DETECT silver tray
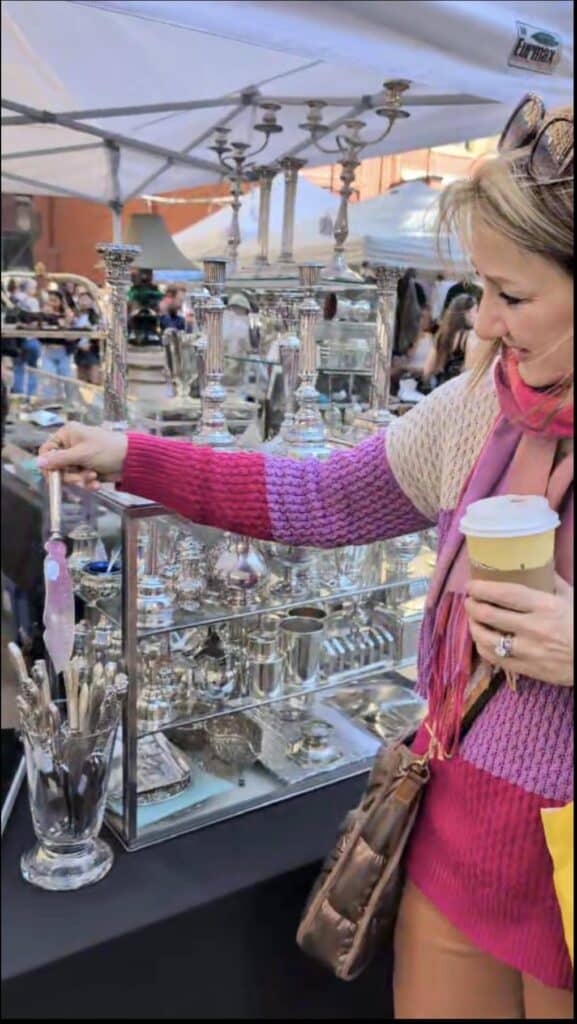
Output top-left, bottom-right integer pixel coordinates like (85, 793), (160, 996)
(250, 698), (379, 785)
(326, 681), (427, 743)
(108, 732), (192, 806)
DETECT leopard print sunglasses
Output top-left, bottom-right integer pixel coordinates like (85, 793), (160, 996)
(498, 93), (573, 183)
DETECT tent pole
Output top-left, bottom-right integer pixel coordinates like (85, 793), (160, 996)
(1, 99), (221, 176)
(111, 207), (123, 242)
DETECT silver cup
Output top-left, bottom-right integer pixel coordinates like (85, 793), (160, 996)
(245, 634), (285, 701)
(287, 605), (327, 623)
(278, 616), (325, 692)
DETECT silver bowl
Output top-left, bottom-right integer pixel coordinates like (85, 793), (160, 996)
(205, 714), (262, 785)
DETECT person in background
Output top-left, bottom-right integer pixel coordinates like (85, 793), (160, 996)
(159, 288), (185, 332)
(128, 268), (162, 313)
(405, 304), (436, 378)
(429, 272), (455, 328)
(33, 263), (51, 307)
(10, 280), (41, 396)
(62, 279), (78, 313)
(72, 292), (100, 384)
(41, 290), (74, 387)
(441, 275), (483, 316)
(394, 268), (427, 355)
(423, 293), (479, 385)
(222, 293), (253, 389)
(360, 261), (377, 284)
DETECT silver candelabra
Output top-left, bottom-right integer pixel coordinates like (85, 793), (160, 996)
(299, 81), (410, 280)
(96, 242), (141, 429)
(209, 105), (283, 276)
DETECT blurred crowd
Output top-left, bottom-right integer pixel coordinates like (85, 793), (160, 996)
(2, 264), (102, 395)
(390, 268), (482, 400)
(1, 261), (483, 410)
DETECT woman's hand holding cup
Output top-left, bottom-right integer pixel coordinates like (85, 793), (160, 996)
(465, 574), (574, 687)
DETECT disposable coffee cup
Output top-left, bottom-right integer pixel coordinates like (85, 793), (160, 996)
(459, 494), (560, 593)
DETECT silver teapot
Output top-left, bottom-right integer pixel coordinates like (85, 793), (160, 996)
(210, 535), (269, 608)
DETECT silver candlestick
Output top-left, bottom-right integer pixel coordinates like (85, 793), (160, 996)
(287, 263), (332, 460)
(96, 242), (141, 429)
(253, 165), (278, 272)
(193, 335), (208, 396)
(354, 264), (401, 432)
(162, 329), (196, 406)
(278, 334), (300, 443)
(195, 257), (234, 448)
(277, 158), (307, 269)
(227, 175), (243, 276)
(322, 154), (361, 281)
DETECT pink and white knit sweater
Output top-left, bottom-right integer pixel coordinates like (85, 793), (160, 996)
(120, 372), (573, 989)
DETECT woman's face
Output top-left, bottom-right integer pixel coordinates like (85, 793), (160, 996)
(471, 219), (573, 388)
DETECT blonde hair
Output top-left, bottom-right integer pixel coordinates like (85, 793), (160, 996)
(436, 105), (573, 384)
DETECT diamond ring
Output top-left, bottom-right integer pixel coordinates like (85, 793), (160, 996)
(495, 634), (514, 659)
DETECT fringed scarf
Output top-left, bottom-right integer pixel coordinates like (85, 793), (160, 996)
(422, 350), (574, 759)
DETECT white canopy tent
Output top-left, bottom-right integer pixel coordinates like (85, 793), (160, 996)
(233, 179), (470, 273)
(173, 175), (340, 262)
(2, 1), (573, 223)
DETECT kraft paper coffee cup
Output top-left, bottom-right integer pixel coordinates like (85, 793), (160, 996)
(459, 495), (560, 593)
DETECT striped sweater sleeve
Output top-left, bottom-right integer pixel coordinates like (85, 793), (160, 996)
(119, 430), (434, 548)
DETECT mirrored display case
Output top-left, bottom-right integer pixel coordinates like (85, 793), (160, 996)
(54, 481), (436, 851)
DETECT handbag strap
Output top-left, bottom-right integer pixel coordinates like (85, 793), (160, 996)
(458, 670), (504, 743)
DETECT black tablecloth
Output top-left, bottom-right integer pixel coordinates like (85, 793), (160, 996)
(1, 776), (394, 1020)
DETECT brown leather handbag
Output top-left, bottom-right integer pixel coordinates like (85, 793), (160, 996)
(296, 673), (502, 981)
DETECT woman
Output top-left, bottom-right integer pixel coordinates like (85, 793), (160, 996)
(41, 290), (74, 383)
(423, 293), (479, 383)
(405, 304), (435, 377)
(72, 292), (100, 384)
(39, 95), (573, 1018)
(9, 280), (42, 397)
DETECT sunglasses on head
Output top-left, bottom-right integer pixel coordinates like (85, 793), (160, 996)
(498, 93), (573, 183)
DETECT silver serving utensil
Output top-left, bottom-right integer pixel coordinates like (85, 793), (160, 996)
(15, 694), (33, 730)
(88, 663), (107, 733)
(8, 643), (40, 712)
(78, 682), (91, 736)
(63, 662), (80, 732)
(31, 660), (52, 711)
(105, 547), (121, 574)
(7, 642), (30, 688)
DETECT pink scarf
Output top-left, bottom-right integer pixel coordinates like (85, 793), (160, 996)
(421, 352), (573, 757)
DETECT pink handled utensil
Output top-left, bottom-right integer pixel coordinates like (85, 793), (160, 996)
(43, 471), (75, 680)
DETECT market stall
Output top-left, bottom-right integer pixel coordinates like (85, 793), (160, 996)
(1, 2), (573, 1017)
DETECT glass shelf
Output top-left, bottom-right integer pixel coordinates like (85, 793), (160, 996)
(75, 557), (433, 637)
(135, 659), (401, 739)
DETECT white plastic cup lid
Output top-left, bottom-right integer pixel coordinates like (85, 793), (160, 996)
(459, 494), (560, 539)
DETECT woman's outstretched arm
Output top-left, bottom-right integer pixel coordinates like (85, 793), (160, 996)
(38, 379), (458, 548)
(119, 430), (432, 548)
